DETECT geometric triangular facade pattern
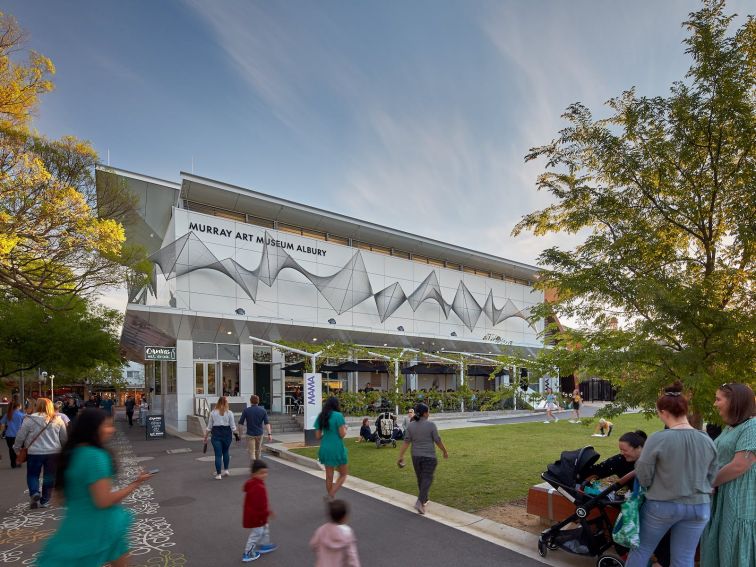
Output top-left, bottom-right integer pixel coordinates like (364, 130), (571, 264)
(149, 231), (534, 329)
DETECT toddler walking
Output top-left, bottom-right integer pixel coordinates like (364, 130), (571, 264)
(310, 499), (361, 567)
(242, 460), (278, 562)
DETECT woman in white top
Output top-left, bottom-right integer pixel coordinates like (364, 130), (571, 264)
(13, 398), (67, 508)
(203, 396), (238, 480)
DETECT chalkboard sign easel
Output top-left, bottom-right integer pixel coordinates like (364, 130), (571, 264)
(146, 415), (165, 440)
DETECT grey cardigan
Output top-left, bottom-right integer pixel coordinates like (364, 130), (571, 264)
(13, 414), (68, 455)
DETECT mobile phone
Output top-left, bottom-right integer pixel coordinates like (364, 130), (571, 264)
(147, 468), (160, 475)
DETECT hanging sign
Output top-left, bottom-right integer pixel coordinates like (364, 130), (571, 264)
(145, 346), (176, 361)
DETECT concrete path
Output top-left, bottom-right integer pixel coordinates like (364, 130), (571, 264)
(0, 422), (591, 567)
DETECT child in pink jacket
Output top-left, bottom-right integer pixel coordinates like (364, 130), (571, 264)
(309, 500), (361, 567)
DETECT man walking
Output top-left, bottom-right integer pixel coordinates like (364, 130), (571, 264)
(124, 396), (136, 427)
(239, 395), (272, 461)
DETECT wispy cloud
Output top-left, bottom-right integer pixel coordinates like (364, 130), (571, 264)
(184, 1), (365, 137)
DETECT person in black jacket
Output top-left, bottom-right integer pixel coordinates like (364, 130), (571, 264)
(124, 396), (136, 427)
(581, 430), (647, 482)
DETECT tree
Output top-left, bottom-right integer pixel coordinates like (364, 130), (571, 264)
(0, 292), (123, 382)
(0, 11), (144, 309)
(514, 0), (756, 421)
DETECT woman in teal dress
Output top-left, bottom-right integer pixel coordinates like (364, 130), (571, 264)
(701, 383), (755, 567)
(37, 409), (150, 567)
(314, 397), (348, 499)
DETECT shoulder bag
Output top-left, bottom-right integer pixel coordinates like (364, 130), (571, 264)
(16, 418), (53, 465)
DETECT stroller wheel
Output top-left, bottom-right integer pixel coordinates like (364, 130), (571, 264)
(547, 540), (559, 550)
(537, 538), (548, 557)
(596, 554), (624, 567)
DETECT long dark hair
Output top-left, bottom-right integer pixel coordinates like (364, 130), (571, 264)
(55, 409), (115, 494)
(318, 397), (341, 431)
(413, 403), (429, 421)
(619, 430), (647, 448)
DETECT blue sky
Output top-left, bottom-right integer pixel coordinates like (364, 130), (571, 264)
(6, 0), (750, 273)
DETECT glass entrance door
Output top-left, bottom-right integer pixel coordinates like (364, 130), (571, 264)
(194, 362), (219, 396)
(254, 363), (271, 409)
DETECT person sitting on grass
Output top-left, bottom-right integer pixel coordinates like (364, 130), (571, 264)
(593, 418), (614, 437)
(355, 418), (375, 443)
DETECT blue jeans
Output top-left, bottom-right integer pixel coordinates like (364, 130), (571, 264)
(26, 453), (56, 505)
(211, 436), (231, 474)
(625, 500), (710, 567)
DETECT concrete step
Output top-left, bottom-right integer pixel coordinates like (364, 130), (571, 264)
(271, 425), (303, 433)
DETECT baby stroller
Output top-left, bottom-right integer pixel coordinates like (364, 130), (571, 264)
(537, 446), (634, 567)
(374, 412), (397, 448)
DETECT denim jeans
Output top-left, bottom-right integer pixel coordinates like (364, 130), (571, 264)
(625, 499), (710, 567)
(26, 453), (56, 505)
(245, 524), (271, 554)
(411, 456), (438, 504)
(211, 436), (231, 474)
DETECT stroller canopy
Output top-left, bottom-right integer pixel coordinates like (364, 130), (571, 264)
(544, 446), (600, 487)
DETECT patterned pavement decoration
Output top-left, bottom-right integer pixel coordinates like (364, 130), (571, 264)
(0, 429), (186, 566)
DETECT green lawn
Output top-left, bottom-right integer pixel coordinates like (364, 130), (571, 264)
(292, 414), (660, 513)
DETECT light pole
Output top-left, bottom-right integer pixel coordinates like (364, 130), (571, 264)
(50, 374), (55, 400)
(40, 371), (47, 399)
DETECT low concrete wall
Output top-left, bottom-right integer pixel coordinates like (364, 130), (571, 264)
(186, 414), (206, 436)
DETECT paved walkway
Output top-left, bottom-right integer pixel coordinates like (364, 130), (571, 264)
(0, 422), (583, 567)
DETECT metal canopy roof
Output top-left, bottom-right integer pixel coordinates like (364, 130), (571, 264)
(121, 304), (543, 363)
(179, 172), (540, 282)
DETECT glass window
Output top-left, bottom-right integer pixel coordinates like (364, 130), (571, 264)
(278, 223), (301, 236)
(166, 363), (177, 394)
(301, 228), (327, 241)
(246, 214), (274, 229)
(195, 363), (204, 395)
(222, 362), (240, 396)
(193, 342), (216, 359)
(207, 364), (217, 396)
(253, 346), (272, 363)
(370, 244), (391, 256)
(327, 234), (349, 246)
(217, 343), (240, 361)
(214, 209), (245, 222)
(154, 363), (162, 395)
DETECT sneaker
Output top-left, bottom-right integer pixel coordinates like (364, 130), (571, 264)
(222, 470), (230, 477)
(39, 501), (50, 508)
(242, 551), (260, 562)
(30, 493), (40, 509)
(543, 420), (551, 424)
(414, 499), (425, 515)
(214, 473), (222, 480)
(258, 544), (278, 554)
(555, 418), (559, 422)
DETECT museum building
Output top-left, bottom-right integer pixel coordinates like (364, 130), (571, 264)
(99, 167), (546, 433)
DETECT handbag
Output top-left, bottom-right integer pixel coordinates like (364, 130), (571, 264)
(612, 477), (644, 549)
(16, 418), (53, 465)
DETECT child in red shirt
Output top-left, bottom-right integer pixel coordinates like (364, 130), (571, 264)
(242, 460), (278, 562)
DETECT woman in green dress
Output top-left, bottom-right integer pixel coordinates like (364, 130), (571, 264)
(37, 409), (151, 567)
(701, 383), (755, 567)
(314, 396), (348, 499)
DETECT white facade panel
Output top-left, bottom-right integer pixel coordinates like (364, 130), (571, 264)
(146, 208), (544, 346)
